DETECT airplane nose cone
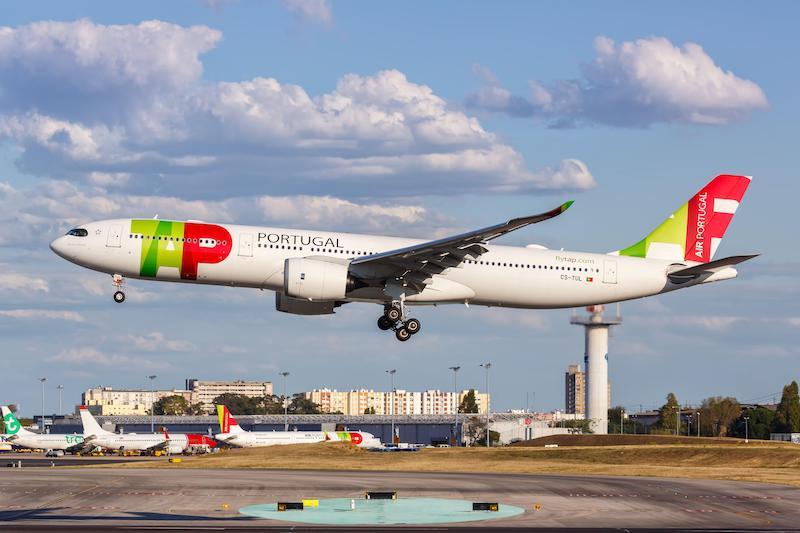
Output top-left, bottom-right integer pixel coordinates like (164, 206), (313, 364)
(50, 236), (67, 257)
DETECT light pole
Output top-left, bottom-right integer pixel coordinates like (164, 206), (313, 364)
(280, 372), (290, 431)
(449, 366), (460, 446)
(147, 375), (157, 433)
(386, 369), (396, 444)
(620, 409), (624, 434)
(39, 377), (47, 432)
(480, 362), (491, 447)
(696, 411), (701, 437)
(744, 416), (750, 443)
(56, 385), (64, 416)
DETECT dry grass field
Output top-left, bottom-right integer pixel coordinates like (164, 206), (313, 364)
(116, 435), (800, 488)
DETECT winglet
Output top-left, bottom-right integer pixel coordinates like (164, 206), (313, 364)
(561, 200), (574, 212)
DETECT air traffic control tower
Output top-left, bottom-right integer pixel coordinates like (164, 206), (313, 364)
(570, 305), (621, 434)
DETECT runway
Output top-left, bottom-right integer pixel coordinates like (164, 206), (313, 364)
(0, 467), (798, 531)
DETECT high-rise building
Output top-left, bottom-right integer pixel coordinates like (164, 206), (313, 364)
(304, 389), (490, 415)
(565, 364), (611, 415)
(565, 364), (585, 415)
(81, 387), (192, 416)
(185, 379), (273, 413)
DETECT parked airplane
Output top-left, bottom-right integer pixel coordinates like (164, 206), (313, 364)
(214, 405), (381, 448)
(1, 406), (88, 453)
(79, 406), (216, 454)
(50, 174), (755, 341)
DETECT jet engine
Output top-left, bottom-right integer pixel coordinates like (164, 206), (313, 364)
(283, 257), (351, 301)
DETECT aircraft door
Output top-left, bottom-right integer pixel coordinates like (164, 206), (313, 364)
(238, 233), (254, 257)
(603, 260), (618, 284)
(106, 224), (122, 248)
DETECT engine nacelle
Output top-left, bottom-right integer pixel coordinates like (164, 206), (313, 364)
(284, 257), (349, 301)
(275, 292), (336, 315)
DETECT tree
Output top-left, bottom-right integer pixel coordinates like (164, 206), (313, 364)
(774, 381), (800, 433)
(731, 407), (774, 440)
(212, 393), (261, 414)
(699, 396), (741, 437)
(260, 395), (284, 414)
(555, 419), (593, 434)
(288, 393), (321, 414)
(462, 417), (500, 445)
(657, 393), (680, 432)
(459, 390), (479, 414)
(151, 395), (190, 416)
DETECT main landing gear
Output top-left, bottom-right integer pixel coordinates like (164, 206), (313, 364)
(377, 303), (421, 342)
(112, 274), (126, 303)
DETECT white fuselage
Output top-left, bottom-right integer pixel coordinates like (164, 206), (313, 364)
(217, 431), (327, 448)
(8, 432), (85, 451)
(88, 432), (186, 454)
(216, 430), (381, 448)
(50, 218), (728, 309)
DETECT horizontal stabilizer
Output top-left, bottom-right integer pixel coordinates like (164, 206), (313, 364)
(668, 254), (759, 280)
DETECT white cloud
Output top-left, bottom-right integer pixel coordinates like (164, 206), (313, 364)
(787, 318), (800, 327)
(47, 346), (169, 369)
(631, 314), (743, 332)
(466, 36), (768, 128)
(0, 309), (84, 322)
(257, 195), (427, 230)
(0, 180), (443, 248)
(0, 20), (594, 197)
(282, 0), (332, 26)
(0, 270), (49, 293)
(125, 331), (195, 352)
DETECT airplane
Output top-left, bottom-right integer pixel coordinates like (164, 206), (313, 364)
(79, 406), (217, 454)
(1, 406), (89, 453)
(49, 174), (756, 341)
(214, 405), (381, 448)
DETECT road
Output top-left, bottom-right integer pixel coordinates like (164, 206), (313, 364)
(0, 466), (797, 531)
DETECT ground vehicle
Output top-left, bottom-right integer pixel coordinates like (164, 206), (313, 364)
(45, 449), (65, 457)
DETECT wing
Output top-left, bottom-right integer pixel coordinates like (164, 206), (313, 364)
(351, 201), (573, 293)
(145, 440), (170, 452)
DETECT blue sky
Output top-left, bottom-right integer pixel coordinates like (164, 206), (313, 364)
(1, 1), (797, 416)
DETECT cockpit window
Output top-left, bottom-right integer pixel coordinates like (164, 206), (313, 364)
(67, 228), (88, 237)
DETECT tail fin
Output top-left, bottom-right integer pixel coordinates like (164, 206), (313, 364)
(79, 406), (111, 436)
(1, 406), (31, 436)
(615, 174), (751, 263)
(216, 405), (244, 434)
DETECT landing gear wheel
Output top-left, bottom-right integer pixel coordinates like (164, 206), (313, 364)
(405, 318), (421, 335)
(113, 291), (125, 303)
(377, 316), (393, 331)
(385, 307), (401, 322)
(395, 327), (411, 342)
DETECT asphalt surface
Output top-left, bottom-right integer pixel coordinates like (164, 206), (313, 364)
(0, 465), (798, 531)
(1, 454), (159, 468)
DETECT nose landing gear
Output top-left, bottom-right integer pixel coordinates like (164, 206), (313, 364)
(376, 303), (421, 341)
(112, 274), (126, 304)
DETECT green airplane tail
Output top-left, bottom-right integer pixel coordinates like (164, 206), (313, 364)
(1, 405), (27, 435)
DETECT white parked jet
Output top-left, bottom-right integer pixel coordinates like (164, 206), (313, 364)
(50, 174), (755, 341)
(215, 405), (381, 448)
(1, 406), (88, 453)
(79, 406), (216, 454)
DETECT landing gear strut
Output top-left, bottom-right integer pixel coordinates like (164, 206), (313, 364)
(112, 274), (126, 303)
(376, 302), (421, 341)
